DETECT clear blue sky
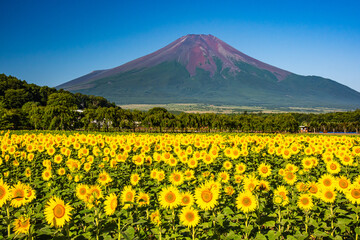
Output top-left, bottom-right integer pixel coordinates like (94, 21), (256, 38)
(1, 0), (360, 91)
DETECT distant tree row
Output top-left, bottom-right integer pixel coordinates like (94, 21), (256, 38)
(0, 74), (359, 133)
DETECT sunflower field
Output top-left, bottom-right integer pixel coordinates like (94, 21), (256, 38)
(1, 131), (360, 239)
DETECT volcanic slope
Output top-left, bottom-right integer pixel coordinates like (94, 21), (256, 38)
(57, 34), (360, 109)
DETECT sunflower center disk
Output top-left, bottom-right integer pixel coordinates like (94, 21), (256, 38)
(111, 198), (117, 209)
(301, 198), (309, 205)
(325, 191), (333, 199)
(14, 190), (24, 200)
(0, 187), (5, 199)
(309, 186), (318, 194)
(339, 180), (348, 188)
(185, 212), (195, 221)
(53, 204), (66, 218)
(80, 188), (87, 195)
(20, 219), (29, 227)
(182, 196), (190, 204)
(323, 180), (331, 187)
(165, 192), (176, 203)
(351, 189), (360, 199)
(126, 192), (133, 201)
(201, 190), (213, 203)
(242, 197), (252, 206)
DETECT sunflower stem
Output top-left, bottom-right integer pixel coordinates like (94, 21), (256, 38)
(118, 216), (121, 240)
(172, 209), (176, 236)
(159, 225), (162, 240)
(277, 206), (282, 233)
(6, 205), (10, 238)
(95, 208), (99, 240)
(65, 223), (70, 239)
(245, 212), (249, 239)
(330, 203), (334, 236)
(305, 211), (308, 234)
(192, 226), (195, 240)
(356, 208), (359, 240)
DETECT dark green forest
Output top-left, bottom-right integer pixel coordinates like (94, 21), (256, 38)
(1, 74), (360, 133)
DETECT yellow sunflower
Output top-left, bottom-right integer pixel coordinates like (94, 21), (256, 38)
(223, 161), (233, 170)
(258, 163), (272, 178)
(150, 210), (161, 226)
(179, 207), (200, 228)
(318, 188), (337, 203)
(243, 175), (259, 192)
(301, 157), (314, 169)
(224, 185), (235, 196)
(76, 184), (89, 201)
(137, 192), (150, 206)
(285, 163), (298, 173)
(57, 168), (66, 176)
(297, 194), (313, 211)
(236, 191), (258, 213)
(180, 191), (194, 206)
(104, 193), (118, 216)
(54, 154), (63, 164)
(218, 171), (230, 183)
(326, 161), (341, 174)
(150, 169), (158, 179)
(274, 185), (289, 206)
(307, 182), (319, 196)
(156, 170), (165, 182)
(296, 182), (309, 192)
(194, 181), (220, 211)
(169, 171), (184, 186)
(340, 154), (353, 166)
(0, 178), (11, 207)
(24, 168), (31, 178)
(318, 174), (335, 189)
(231, 147), (241, 160)
(130, 173), (141, 186)
(187, 158), (198, 169)
(42, 169), (52, 181)
(345, 183), (360, 204)
(184, 169), (195, 181)
(336, 176), (350, 193)
(203, 154), (214, 165)
(235, 163), (246, 174)
(44, 196), (73, 228)
(13, 216), (30, 235)
(283, 171), (297, 185)
(282, 148), (292, 159)
(83, 163), (92, 172)
(159, 186), (181, 209)
(121, 186), (136, 209)
(24, 184), (36, 204)
(10, 182), (28, 208)
(257, 180), (270, 192)
(89, 185), (103, 199)
(98, 170), (112, 185)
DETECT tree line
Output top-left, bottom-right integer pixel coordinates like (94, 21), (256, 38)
(0, 74), (359, 133)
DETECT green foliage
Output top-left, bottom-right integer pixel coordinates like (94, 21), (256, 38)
(1, 74), (360, 133)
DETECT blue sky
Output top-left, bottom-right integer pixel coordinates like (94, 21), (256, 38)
(1, 0), (360, 91)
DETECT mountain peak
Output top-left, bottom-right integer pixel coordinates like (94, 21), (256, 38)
(62, 34), (290, 84)
(165, 34), (290, 79)
(57, 34), (360, 109)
